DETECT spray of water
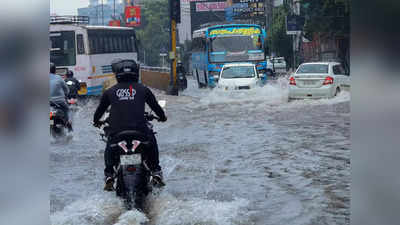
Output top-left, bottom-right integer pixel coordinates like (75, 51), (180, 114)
(51, 193), (125, 225)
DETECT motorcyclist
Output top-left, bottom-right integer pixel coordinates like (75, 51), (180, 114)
(64, 70), (80, 99)
(176, 62), (187, 89)
(93, 59), (167, 191)
(49, 62), (73, 132)
(177, 62), (186, 75)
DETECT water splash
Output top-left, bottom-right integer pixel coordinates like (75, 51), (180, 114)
(114, 210), (149, 225)
(147, 192), (253, 225)
(51, 193), (124, 225)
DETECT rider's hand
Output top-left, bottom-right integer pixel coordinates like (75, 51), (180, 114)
(158, 116), (167, 122)
(93, 121), (102, 128)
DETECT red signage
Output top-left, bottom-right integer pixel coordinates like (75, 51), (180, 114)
(109, 20), (121, 27)
(125, 6), (141, 27)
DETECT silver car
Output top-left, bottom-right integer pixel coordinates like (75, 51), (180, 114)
(288, 62), (350, 100)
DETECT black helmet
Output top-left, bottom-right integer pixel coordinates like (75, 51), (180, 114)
(111, 59), (139, 83)
(50, 62), (56, 74)
(66, 70), (74, 78)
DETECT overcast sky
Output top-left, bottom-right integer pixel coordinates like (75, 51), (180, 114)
(50, 0), (90, 15)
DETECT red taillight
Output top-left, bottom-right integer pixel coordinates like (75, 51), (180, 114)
(289, 77), (296, 85)
(50, 111), (54, 119)
(323, 76), (334, 85)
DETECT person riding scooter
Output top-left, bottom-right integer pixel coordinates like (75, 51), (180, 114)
(93, 59), (167, 191)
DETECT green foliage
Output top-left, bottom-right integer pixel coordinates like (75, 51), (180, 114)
(267, 5), (294, 68)
(301, 0), (350, 39)
(135, 0), (169, 66)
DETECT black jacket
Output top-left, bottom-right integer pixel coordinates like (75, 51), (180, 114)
(93, 82), (166, 135)
(64, 77), (80, 98)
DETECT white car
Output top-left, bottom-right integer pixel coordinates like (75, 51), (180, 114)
(217, 63), (261, 90)
(288, 62), (350, 100)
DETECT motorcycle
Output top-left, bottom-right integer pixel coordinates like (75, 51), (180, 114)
(98, 100), (167, 211)
(50, 102), (68, 138)
(177, 71), (187, 91)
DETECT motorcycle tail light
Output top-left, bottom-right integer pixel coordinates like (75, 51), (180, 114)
(118, 141), (129, 153)
(131, 140), (141, 152)
(68, 99), (77, 104)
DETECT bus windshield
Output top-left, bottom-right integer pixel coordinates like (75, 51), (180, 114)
(209, 34), (264, 63)
(210, 35), (262, 52)
(50, 31), (76, 67)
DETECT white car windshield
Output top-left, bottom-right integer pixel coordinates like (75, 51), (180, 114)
(221, 66), (255, 79)
(297, 64), (329, 74)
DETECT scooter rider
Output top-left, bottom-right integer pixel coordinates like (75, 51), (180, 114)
(49, 62), (73, 132)
(93, 59), (167, 191)
(64, 70), (80, 99)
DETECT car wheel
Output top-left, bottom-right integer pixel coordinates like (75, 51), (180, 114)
(334, 87), (341, 96)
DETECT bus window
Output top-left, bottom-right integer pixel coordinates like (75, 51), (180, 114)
(124, 36), (133, 52)
(77, 34), (85, 55)
(113, 36), (118, 53)
(50, 31), (76, 66)
(104, 36), (109, 53)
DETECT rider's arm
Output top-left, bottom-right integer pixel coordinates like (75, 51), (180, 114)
(60, 78), (69, 95)
(93, 91), (110, 123)
(144, 87), (166, 120)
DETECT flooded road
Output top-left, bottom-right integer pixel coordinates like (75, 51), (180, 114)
(50, 77), (350, 225)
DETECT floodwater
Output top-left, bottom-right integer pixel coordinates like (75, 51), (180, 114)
(50, 77), (350, 225)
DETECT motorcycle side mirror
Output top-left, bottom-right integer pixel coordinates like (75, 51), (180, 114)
(158, 100), (166, 108)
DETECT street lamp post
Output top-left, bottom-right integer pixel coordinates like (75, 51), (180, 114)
(101, 0), (104, 26)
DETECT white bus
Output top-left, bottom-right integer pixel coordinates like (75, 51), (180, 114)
(50, 16), (139, 96)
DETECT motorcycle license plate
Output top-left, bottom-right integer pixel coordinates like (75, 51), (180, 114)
(120, 154), (141, 165)
(50, 119), (54, 125)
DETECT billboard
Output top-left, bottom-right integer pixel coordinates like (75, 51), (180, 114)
(125, 6), (141, 27)
(232, 0), (265, 19)
(196, 2), (227, 12)
(190, 0), (227, 34)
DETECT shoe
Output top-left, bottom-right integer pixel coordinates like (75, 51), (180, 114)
(66, 121), (73, 132)
(104, 177), (114, 191)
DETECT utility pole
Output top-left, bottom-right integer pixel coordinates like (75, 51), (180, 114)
(101, 0), (104, 26)
(166, 0), (180, 95)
